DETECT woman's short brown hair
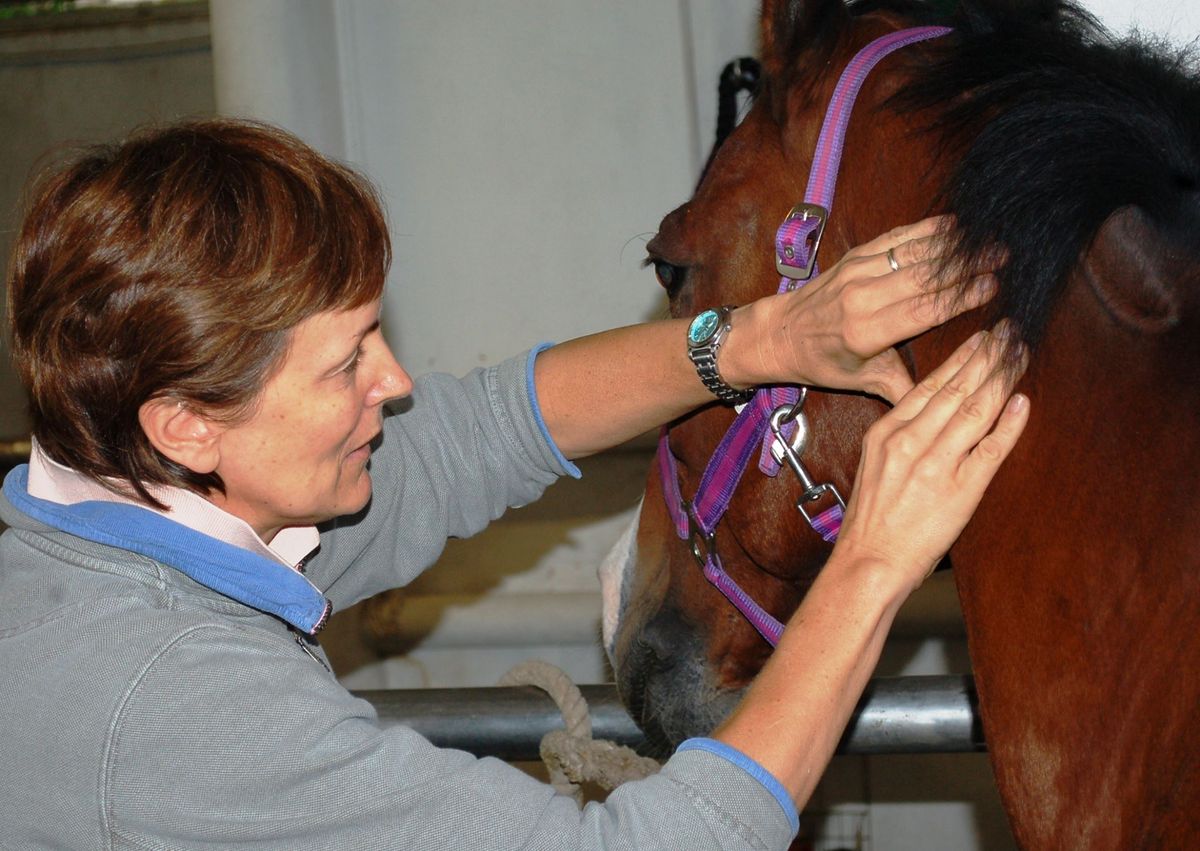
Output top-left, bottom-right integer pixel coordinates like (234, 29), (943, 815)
(7, 118), (391, 507)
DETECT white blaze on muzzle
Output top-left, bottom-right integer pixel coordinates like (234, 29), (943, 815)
(598, 504), (640, 664)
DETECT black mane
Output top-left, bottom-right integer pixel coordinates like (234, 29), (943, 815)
(883, 0), (1200, 348)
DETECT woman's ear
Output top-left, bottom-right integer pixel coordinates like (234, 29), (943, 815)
(138, 398), (224, 474)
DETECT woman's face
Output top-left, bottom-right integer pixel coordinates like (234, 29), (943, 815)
(208, 300), (411, 541)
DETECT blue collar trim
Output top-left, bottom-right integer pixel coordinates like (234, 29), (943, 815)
(2, 465), (331, 634)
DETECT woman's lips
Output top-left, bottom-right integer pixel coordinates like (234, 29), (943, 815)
(346, 432), (378, 462)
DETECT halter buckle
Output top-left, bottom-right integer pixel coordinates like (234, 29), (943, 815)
(776, 203), (828, 282)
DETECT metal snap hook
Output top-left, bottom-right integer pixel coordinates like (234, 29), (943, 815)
(768, 388), (811, 464)
(683, 501), (717, 567)
(768, 396), (847, 523)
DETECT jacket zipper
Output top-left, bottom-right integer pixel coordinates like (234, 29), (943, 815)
(290, 627), (332, 672)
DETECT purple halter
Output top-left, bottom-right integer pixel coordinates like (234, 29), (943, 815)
(658, 26), (952, 647)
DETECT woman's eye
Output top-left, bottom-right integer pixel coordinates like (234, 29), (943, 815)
(341, 345), (365, 376)
(650, 259), (687, 295)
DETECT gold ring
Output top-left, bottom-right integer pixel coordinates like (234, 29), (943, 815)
(886, 247), (901, 272)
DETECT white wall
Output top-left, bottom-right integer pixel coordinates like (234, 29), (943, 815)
(1088, 0), (1199, 42)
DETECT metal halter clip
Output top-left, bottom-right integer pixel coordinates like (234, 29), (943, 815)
(683, 501), (717, 568)
(775, 202), (828, 282)
(770, 390), (811, 465)
(768, 395), (847, 524)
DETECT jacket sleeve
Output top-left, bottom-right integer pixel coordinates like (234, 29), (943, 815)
(310, 347), (579, 608)
(103, 626), (798, 851)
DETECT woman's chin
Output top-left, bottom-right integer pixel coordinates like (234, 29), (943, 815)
(334, 473), (374, 518)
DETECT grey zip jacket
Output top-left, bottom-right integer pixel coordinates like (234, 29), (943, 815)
(0, 350), (798, 851)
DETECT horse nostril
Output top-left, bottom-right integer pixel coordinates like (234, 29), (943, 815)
(637, 606), (691, 667)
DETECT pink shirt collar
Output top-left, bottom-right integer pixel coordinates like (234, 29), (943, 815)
(26, 439), (319, 570)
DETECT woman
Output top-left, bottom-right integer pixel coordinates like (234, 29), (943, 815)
(0, 119), (1026, 850)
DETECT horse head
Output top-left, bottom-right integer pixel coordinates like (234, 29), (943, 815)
(603, 1), (1200, 846)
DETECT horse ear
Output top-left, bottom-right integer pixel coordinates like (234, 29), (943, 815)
(1081, 206), (1185, 334)
(760, 0), (850, 82)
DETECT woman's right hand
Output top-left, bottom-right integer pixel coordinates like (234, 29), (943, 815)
(736, 216), (1000, 405)
(831, 325), (1030, 593)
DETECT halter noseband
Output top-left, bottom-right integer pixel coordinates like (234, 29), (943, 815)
(658, 26), (952, 647)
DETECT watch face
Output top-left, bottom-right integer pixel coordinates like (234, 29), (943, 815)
(688, 309), (721, 346)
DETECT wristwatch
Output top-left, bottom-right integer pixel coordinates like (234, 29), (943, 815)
(686, 305), (752, 403)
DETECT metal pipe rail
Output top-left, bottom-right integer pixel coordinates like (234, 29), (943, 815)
(357, 674), (984, 761)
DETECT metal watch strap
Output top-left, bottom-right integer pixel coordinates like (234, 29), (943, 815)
(687, 305), (752, 403)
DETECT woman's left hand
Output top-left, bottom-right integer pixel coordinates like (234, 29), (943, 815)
(734, 216), (1000, 404)
(832, 324), (1029, 591)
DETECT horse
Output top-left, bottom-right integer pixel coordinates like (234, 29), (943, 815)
(600, 1), (1200, 847)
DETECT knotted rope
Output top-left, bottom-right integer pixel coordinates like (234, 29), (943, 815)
(498, 660), (660, 805)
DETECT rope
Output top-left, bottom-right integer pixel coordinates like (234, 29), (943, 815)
(498, 660), (661, 805)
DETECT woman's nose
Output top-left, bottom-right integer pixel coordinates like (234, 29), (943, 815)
(366, 337), (413, 406)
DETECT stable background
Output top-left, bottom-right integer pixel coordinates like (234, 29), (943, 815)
(1, 1), (1195, 849)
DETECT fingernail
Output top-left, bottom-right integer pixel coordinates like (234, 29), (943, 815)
(1006, 393), (1028, 414)
(972, 275), (998, 299)
(965, 330), (986, 349)
(994, 318), (1017, 342)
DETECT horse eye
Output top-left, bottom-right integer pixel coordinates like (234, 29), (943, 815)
(650, 259), (687, 295)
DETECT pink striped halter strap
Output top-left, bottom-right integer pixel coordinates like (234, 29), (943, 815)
(657, 26), (951, 647)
